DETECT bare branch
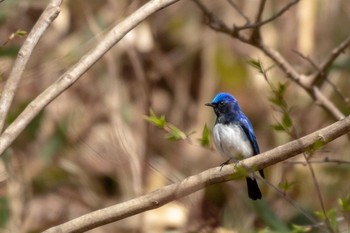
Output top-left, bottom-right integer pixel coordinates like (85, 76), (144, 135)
(226, 0), (250, 24)
(254, 44), (344, 120)
(254, 0), (266, 23)
(292, 49), (320, 70)
(0, 0), (181, 156)
(285, 157), (350, 165)
(249, 0), (266, 42)
(43, 115), (350, 233)
(312, 86), (345, 120)
(193, 0), (345, 121)
(0, 0), (62, 133)
(310, 35), (350, 86)
(236, 0), (299, 31)
(192, 0), (235, 36)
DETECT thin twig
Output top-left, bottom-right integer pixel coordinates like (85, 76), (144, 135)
(192, 0), (235, 36)
(235, 0), (299, 31)
(285, 158), (350, 165)
(43, 115), (350, 233)
(293, 49), (349, 111)
(324, 78), (350, 105)
(302, 152), (333, 232)
(0, 0), (62, 133)
(310, 35), (350, 86)
(249, 0), (266, 42)
(293, 49), (320, 70)
(260, 60), (332, 232)
(254, 0), (266, 23)
(193, 0), (345, 121)
(226, 0), (250, 24)
(258, 176), (327, 233)
(0, 0), (181, 156)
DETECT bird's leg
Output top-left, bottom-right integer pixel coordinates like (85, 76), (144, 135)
(220, 159), (231, 171)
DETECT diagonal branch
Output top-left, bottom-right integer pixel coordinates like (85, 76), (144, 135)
(0, 0), (182, 156)
(226, 0), (250, 24)
(43, 115), (350, 233)
(310, 34), (350, 86)
(193, 0), (345, 121)
(235, 0), (299, 31)
(0, 0), (62, 133)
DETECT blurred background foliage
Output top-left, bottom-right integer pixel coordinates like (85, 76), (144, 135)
(0, 0), (350, 232)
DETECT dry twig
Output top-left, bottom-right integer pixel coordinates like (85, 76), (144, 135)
(0, 0), (62, 133)
(192, 0), (346, 121)
(0, 0), (182, 156)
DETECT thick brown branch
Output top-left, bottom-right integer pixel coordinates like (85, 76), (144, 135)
(0, 0), (62, 133)
(0, 0), (181, 156)
(43, 115), (350, 233)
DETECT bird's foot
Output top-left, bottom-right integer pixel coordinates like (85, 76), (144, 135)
(220, 159), (231, 171)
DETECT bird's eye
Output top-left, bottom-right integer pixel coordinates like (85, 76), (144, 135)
(218, 101), (224, 106)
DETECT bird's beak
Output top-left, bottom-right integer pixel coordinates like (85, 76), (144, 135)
(205, 103), (214, 107)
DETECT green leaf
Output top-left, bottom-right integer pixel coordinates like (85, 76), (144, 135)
(338, 195), (350, 212)
(282, 112), (292, 129)
(0, 197), (9, 227)
(14, 29), (27, 37)
(306, 138), (326, 155)
(0, 46), (20, 57)
(144, 109), (166, 128)
(291, 224), (312, 233)
(247, 58), (263, 73)
(327, 208), (338, 232)
(271, 122), (285, 132)
(253, 200), (290, 233)
(165, 124), (187, 141)
(278, 179), (296, 192)
(314, 209), (338, 232)
(269, 82), (288, 109)
(199, 124), (210, 147)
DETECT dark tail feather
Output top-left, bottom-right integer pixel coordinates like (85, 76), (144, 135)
(246, 177), (262, 200)
(259, 169), (265, 178)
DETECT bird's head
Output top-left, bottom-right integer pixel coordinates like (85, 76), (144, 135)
(205, 92), (241, 117)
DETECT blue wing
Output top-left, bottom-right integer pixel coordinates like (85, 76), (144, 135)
(238, 114), (265, 178)
(238, 115), (259, 155)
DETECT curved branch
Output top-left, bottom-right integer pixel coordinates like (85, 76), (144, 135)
(43, 115), (350, 233)
(0, 0), (181, 156)
(0, 0), (62, 133)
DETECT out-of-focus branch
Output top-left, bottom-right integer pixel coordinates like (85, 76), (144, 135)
(235, 0), (299, 31)
(249, 0), (265, 42)
(0, 0), (181, 156)
(193, 0), (346, 121)
(0, 0), (62, 133)
(310, 35), (350, 86)
(226, 0), (250, 24)
(285, 157), (350, 165)
(43, 115), (350, 233)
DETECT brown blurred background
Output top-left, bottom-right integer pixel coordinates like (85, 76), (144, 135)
(0, 0), (350, 232)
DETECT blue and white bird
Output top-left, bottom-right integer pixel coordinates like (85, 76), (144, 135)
(206, 92), (264, 200)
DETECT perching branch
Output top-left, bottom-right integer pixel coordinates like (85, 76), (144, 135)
(0, 0), (182, 156)
(43, 115), (350, 233)
(0, 0), (62, 133)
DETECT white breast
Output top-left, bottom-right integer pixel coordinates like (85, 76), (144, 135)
(213, 123), (254, 160)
